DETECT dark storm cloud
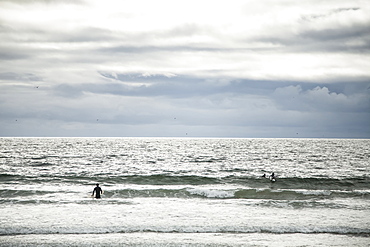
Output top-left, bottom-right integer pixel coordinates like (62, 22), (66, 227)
(53, 72), (370, 117)
(255, 28), (370, 54)
(298, 24), (370, 52)
(91, 73), (279, 98)
(99, 72), (370, 97)
(53, 75), (218, 99)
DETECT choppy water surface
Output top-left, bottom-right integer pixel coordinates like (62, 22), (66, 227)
(0, 138), (369, 246)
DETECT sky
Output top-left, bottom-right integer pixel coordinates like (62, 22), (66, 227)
(0, 0), (369, 138)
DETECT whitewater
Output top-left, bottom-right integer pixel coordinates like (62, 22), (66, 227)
(0, 138), (369, 246)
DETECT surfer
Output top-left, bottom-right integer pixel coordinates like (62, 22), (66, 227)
(270, 172), (276, 182)
(92, 184), (103, 199)
(262, 172), (276, 182)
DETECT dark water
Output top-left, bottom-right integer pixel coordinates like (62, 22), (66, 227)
(0, 138), (369, 246)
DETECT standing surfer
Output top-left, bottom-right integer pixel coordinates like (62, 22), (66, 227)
(92, 184), (103, 199)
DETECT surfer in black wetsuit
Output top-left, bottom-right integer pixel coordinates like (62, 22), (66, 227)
(92, 184), (103, 199)
(262, 172), (276, 182)
(270, 172), (276, 182)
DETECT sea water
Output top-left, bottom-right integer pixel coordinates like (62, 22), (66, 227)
(0, 138), (369, 246)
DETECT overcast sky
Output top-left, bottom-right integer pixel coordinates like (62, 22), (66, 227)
(0, 0), (369, 138)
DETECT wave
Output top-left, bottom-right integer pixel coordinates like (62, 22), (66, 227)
(1, 225), (369, 236)
(1, 186), (369, 206)
(2, 173), (370, 190)
(0, 189), (56, 198)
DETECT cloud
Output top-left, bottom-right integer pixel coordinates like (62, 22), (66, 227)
(251, 6), (370, 53)
(0, 72), (42, 82)
(0, 0), (84, 4)
(300, 7), (360, 21)
(0, 0), (369, 137)
(273, 84), (370, 113)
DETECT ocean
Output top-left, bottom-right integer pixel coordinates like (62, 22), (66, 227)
(0, 137), (369, 246)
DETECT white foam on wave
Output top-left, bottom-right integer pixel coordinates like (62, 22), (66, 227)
(299, 190), (332, 196)
(186, 188), (235, 198)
